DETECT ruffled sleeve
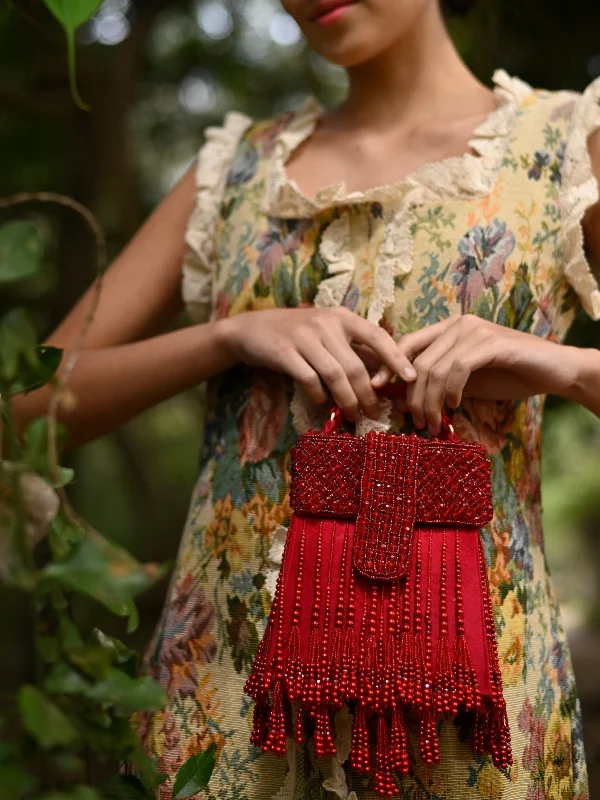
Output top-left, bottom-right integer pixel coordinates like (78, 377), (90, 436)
(559, 77), (600, 320)
(182, 111), (253, 323)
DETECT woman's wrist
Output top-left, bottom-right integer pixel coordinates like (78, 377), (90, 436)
(212, 315), (242, 369)
(559, 344), (600, 410)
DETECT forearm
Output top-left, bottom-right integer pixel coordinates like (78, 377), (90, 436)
(561, 345), (600, 417)
(12, 320), (237, 446)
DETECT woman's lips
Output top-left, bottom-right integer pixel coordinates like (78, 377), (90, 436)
(312, 0), (356, 26)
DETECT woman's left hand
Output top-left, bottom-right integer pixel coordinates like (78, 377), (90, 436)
(369, 314), (590, 435)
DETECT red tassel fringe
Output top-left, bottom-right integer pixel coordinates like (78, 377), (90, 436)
(244, 521), (512, 797)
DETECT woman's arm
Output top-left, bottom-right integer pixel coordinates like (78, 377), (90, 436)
(11, 165), (218, 444)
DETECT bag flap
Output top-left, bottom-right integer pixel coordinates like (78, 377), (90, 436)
(352, 431), (420, 581)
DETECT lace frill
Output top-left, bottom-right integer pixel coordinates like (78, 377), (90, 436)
(182, 111), (253, 323)
(559, 76), (600, 320)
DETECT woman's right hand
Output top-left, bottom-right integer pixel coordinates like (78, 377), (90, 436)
(218, 307), (417, 421)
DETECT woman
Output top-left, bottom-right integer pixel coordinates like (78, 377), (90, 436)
(15, 0), (600, 797)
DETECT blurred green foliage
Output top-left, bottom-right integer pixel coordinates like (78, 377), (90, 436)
(1, 0), (600, 790)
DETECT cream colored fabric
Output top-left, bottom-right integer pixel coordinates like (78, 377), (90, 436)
(182, 110), (253, 323)
(559, 76), (600, 320)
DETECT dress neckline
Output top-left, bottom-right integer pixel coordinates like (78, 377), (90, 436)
(262, 69), (535, 219)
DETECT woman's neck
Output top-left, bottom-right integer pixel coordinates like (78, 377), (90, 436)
(334, 4), (495, 131)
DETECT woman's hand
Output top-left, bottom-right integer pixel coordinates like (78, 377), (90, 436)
(371, 314), (594, 434)
(218, 306), (417, 421)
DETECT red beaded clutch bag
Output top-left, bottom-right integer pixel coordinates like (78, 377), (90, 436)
(244, 406), (512, 797)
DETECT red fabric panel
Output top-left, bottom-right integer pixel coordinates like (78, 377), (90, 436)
(267, 514), (492, 698)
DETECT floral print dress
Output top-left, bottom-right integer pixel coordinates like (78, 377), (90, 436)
(139, 70), (600, 800)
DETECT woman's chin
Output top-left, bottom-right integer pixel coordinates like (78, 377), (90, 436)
(310, 38), (383, 69)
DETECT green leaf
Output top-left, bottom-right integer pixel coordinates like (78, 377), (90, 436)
(49, 508), (85, 560)
(45, 661), (167, 714)
(21, 416), (73, 489)
(85, 668), (169, 714)
(89, 628), (138, 677)
(0, 307), (38, 384)
(104, 774), (154, 799)
(172, 745), (217, 799)
(18, 684), (77, 749)
(77, 718), (165, 790)
(24, 416), (68, 458)
(9, 344), (63, 396)
(45, 661), (91, 695)
(43, 532), (167, 632)
(0, 764), (38, 800)
(0, 221), (42, 283)
(41, 0), (104, 110)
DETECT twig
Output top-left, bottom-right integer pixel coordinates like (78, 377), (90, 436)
(0, 192), (106, 507)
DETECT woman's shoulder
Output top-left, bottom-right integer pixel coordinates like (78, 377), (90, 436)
(503, 70), (600, 144)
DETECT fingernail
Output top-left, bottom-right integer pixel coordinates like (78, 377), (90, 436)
(402, 365), (417, 380)
(371, 372), (385, 386)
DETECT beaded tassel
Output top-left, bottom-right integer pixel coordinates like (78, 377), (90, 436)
(314, 703), (336, 758)
(432, 530), (457, 717)
(389, 705), (409, 777)
(372, 713), (397, 797)
(263, 681), (287, 755)
(419, 534), (440, 765)
(396, 568), (412, 705)
(359, 583), (381, 712)
(340, 560), (358, 702)
(284, 518), (307, 702)
(476, 537), (513, 769)
(318, 520), (338, 707)
(406, 535), (425, 711)
(419, 706), (440, 765)
(381, 581), (398, 710)
(453, 532), (479, 712)
(249, 692), (271, 748)
(302, 521), (325, 711)
(245, 515), (291, 698)
(295, 704), (305, 746)
(329, 522), (351, 708)
(245, 622), (272, 698)
(349, 702), (371, 775)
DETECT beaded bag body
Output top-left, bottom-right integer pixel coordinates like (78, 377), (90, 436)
(244, 406), (512, 797)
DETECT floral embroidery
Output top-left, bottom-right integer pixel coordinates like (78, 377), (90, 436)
(451, 218), (516, 313)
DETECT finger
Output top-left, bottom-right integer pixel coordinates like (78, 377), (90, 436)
(351, 342), (382, 373)
(444, 339), (497, 408)
(323, 335), (380, 419)
(297, 338), (361, 422)
(370, 316), (460, 386)
(406, 329), (459, 430)
(343, 316), (417, 385)
(283, 349), (328, 405)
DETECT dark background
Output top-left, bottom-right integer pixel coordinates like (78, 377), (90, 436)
(1, 0), (600, 793)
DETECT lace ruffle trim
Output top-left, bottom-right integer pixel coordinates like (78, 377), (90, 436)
(288, 71), (530, 434)
(559, 76), (600, 320)
(182, 111), (253, 323)
(262, 69), (527, 220)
